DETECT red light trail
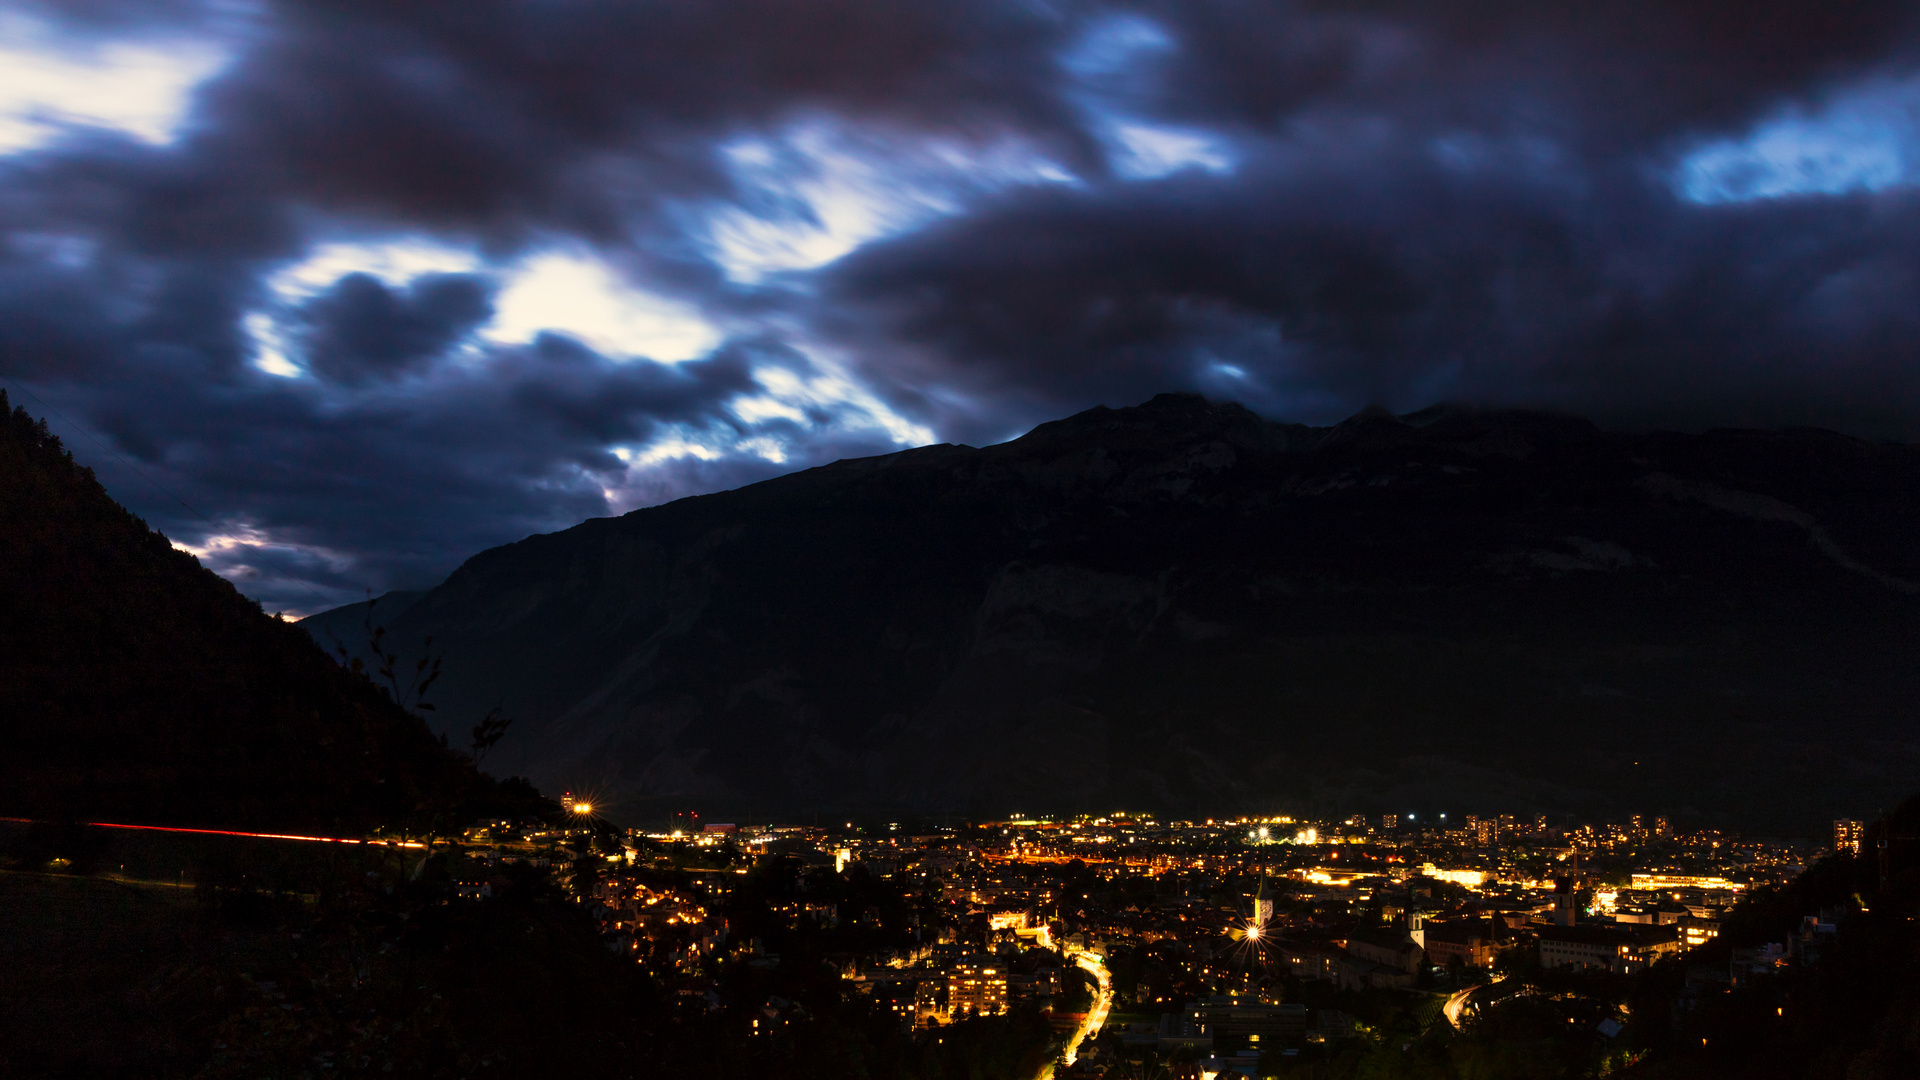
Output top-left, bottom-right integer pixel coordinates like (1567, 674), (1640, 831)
(0, 817), (425, 848)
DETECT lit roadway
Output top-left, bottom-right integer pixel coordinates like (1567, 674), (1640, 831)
(1445, 979), (1515, 1028)
(1040, 950), (1111, 1077)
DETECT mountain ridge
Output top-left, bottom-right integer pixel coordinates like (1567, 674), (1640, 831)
(303, 394), (1920, 829)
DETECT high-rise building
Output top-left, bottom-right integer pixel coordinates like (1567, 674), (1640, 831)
(1834, 819), (1865, 856)
(1654, 816), (1671, 837)
(1381, 814), (1398, 830)
(949, 957), (1008, 1016)
(1468, 815), (1494, 846)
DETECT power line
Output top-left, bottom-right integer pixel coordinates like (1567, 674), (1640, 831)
(2, 373), (352, 614)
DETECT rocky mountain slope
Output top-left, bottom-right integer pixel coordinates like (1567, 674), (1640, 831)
(304, 394), (1920, 829)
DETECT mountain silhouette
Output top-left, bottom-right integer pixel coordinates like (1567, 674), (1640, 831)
(1, 390), (482, 832)
(302, 394), (1920, 829)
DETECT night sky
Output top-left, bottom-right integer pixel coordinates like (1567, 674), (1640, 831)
(4, 0), (1919, 613)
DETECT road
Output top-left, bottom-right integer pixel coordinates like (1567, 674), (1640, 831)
(1444, 979), (1518, 1028)
(1060, 950), (1113, 1068)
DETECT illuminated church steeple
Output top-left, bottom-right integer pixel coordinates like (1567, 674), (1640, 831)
(1253, 873), (1274, 930)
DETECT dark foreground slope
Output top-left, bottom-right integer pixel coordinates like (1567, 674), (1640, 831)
(0, 392), (475, 832)
(309, 394), (1920, 827)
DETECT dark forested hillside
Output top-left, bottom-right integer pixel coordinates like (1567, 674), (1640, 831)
(305, 393), (1920, 829)
(0, 391), (476, 832)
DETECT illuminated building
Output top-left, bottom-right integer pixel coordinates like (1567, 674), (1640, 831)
(877, 982), (917, 1029)
(1538, 924), (1682, 974)
(1628, 873), (1743, 891)
(1467, 815), (1494, 846)
(1423, 919), (1497, 968)
(949, 957), (1008, 1016)
(1552, 876), (1579, 927)
(1252, 876), (1274, 930)
(1182, 997), (1307, 1054)
(1422, 864), (1487, 888)
(1833, 819), (1864, 856)
(913, 979), (946, 1026)
(1381, 814), (1398, 830)
(1678, 914), (1720, 947)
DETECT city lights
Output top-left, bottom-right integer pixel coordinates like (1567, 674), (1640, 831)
(219, 802), (1820, 1067)
(3, 4), (1904, 1075)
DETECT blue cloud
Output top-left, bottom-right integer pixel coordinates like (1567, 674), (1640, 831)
(1679, 78), (1920, 203)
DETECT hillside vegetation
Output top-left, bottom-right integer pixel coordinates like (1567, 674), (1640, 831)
(0, 390), (482, 833)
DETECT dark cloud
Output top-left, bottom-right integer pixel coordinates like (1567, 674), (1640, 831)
(817, 0), (1920, 438)
(301, 272), (492, 384)
(185, 0), (1091, 248)
(19, 330), (865, 613)
(832, 148), (1920, 440)
(501, 333), (761, 447)
(3, 0), (1920, 610)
